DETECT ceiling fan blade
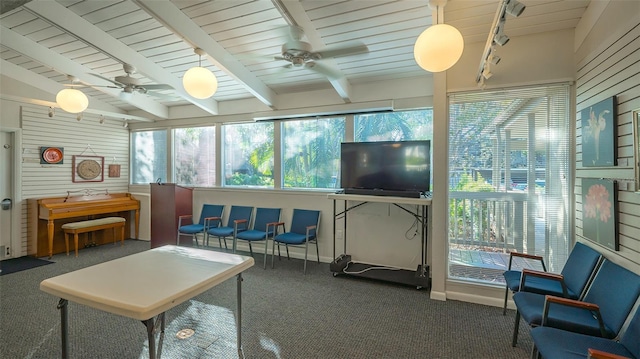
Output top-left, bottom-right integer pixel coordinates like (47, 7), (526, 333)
(316, 43), (369, 59)
(141, 84), (173, 90)
(146, 91), (177, 100)
(305, 62), (341, 80)
(88, 73), (124, 87)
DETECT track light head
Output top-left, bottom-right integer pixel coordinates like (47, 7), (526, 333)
(505, 0), (526, 17)
(482, 66), (493, 80)
(123, 121), (128, 128)
(494, 33), (509, 46)
(48, 107), (55, 118)
(488, 53), (501, 65)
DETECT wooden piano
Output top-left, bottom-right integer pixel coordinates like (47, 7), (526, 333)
(28, 191), (140, 258)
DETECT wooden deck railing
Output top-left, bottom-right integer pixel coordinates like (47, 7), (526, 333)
(449, 191), (536, 253)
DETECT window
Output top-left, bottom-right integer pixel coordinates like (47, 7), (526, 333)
(131, 130), (167, 184)
(174, 127), (216, 186)
(448, 85), (571, 283)
(355, 110), (433, 142)
(223, 122), (274, 187)
(282, 117), (345, 189)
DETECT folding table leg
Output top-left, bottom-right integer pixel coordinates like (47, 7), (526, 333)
(57, 299), (69, 359)
(237, 273), (245, 358)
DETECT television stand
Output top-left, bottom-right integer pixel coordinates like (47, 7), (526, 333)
(331, 255), (430, 289)
(327, 193), (432, 290)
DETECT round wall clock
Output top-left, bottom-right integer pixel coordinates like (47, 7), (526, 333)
(77, 159), (102, 180)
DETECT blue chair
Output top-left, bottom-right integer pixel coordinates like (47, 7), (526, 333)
(503, 242), (603, 315)
(176, 204), (224, 247)
(234, 207), (281, 268)
(206, 205), (253, 250)
(272, 209), (320, 274)
(530, 299), (640, 359)
(512, 259), (640, 347)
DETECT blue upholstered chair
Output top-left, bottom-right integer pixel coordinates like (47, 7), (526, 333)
(511, 259), (640, 347)
(271, 209), (320, 274)
(176, 204), (224, 247)
(234, 207), (281, 269)
(502, 242), (603, 315)
(206, 205), (253, 250)
(530, 300), (640, 359)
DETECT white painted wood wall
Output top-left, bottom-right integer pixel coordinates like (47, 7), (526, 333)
(575, 11), (640, 272)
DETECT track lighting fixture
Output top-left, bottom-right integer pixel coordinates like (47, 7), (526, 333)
(505, 0), (526, 17)
(488, 53), (501, 65)
(494, 33), (509, 46)
(475, 0), (525, 85)
(482, 65), (493, 80)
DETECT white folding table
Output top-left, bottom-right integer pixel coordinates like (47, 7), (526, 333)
(40, 245), (254, 358)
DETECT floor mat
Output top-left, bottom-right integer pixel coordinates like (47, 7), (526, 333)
(0, 256), (54, 276)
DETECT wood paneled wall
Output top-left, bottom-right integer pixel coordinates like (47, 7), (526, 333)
(19, 106), (130, 255)
(575, 18), (640, 271)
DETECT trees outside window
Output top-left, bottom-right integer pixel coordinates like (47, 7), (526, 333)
(282, 117), (345, 189)
(131, 130), (167, 184)
(223, 122), (274, 187)
(355, 110), (433, 142)
(174, 127), (216, 186)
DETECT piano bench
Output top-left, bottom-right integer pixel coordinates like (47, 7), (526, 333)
(61, 217), (126, 257)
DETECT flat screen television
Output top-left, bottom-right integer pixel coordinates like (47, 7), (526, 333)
(340, 140), (431, 197)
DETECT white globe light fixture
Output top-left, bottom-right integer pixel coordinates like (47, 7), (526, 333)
(56, 88), (89, 114)
(413, 23), (464, 73)
(183, 48), (218, 99)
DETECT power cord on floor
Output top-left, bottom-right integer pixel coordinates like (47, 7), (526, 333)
(342, 261), (402, 274)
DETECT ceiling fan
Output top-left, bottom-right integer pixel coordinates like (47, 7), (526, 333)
(273, 26), (369, 79)
(87, 63), (173, 97)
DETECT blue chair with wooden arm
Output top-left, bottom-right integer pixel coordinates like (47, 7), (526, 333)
(176, 204), (224, 247)
(271, 209), (320, 274)
(512, 259), (640, 347)
(234, 207), (281, 269)
(503, 241), (603, 315)
(206, 205), (253, 250)
(530, 296), (640, 359)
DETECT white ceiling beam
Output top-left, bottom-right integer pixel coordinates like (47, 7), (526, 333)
(276, 0), (353, 102)
(135, 0), (277, 109)
(0, 60), (153, 122)
(0, 26), (165, 119)
(23, 0), (218, 116)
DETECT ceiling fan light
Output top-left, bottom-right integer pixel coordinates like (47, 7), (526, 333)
(56, 88), (88, 114)
(183, 66), (218, 99)
(413, 23), (464, 72)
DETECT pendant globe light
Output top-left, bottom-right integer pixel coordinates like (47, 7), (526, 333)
(413, 1), (464, 72)
(56, 88), (89, 114)
(183, 48), (218, 99)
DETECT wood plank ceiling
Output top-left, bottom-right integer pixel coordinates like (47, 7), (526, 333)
(0, 0), (590, 121)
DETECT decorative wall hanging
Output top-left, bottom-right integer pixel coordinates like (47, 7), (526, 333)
(40, 146), (64, 164)
(108, 157), (121, 178)
(581, 178), (618, 251)
(581, 96), (617, 167)
(72, 145), (103, 183)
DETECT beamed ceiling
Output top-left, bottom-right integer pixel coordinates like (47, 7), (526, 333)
(0, 0), (590, 122)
